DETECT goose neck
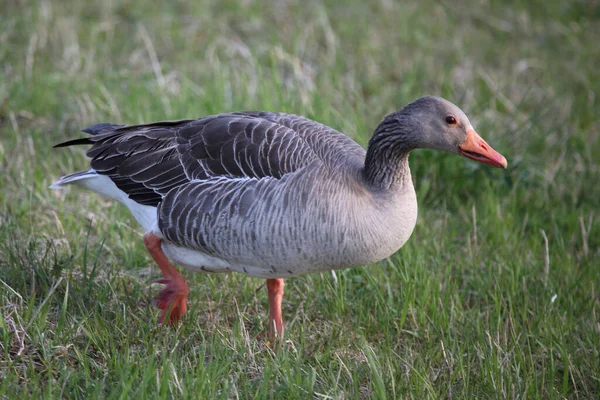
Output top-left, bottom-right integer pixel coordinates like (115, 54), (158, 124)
(362, 120), (416, 191)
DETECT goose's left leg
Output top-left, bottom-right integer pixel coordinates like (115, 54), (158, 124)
(266, 278), (285, 338)
(144, 231), (189, 325)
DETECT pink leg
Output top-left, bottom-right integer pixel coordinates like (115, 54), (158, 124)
(266, 278), (285, 338)
(143, 231), (189, 325)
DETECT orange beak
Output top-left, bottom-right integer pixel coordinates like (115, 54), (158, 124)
(458, 129), (507, 169)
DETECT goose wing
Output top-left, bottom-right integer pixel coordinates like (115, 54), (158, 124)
(56, 112), (362, 207)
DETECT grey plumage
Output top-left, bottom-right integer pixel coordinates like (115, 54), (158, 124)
(52, 96), (504, 278)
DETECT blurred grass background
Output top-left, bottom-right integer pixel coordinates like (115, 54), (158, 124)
(1, 0), (599, 398)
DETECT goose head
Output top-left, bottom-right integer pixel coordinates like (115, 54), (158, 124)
(388, 96), (507, 168)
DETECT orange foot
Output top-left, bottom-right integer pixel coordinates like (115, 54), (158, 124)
(154, 275), (189, 325)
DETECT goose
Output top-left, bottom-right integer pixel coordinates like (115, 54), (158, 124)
(51, 96), (507, 338)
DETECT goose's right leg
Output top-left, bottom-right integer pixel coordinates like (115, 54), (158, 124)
(266, 278), (285, 339)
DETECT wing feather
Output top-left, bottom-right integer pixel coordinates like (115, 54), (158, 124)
(55, 112), (365, 210)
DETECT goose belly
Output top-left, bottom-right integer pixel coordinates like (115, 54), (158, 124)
(161, 242), (317, 278)
(161, 218), (416, 279)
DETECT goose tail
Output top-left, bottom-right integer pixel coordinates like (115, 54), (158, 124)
(50, 170), (98, 189)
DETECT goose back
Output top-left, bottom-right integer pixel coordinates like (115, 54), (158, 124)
(59, 112), (366, 207)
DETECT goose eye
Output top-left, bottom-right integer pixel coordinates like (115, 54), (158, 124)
(445, 116), (457, 125)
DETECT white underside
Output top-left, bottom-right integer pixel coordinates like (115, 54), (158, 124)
(50, 170), (257, 275)
(160, 243), (290, 278)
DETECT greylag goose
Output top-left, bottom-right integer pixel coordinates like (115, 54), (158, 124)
(51, 96), (507, 337)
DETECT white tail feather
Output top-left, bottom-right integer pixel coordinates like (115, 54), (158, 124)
(50, 170), (158, 231)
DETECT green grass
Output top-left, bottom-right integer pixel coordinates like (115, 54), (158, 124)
(1, 0), (599, 398)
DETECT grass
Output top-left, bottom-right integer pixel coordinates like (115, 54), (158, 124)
(0, 0), (599, 398)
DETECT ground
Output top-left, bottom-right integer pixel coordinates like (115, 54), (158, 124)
(0, 0), (599, 398)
